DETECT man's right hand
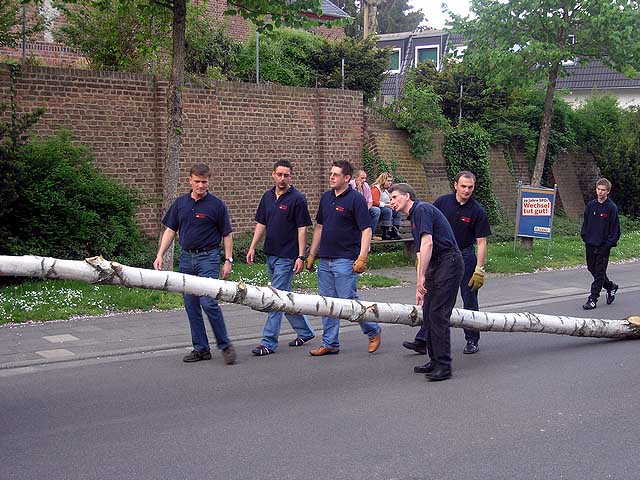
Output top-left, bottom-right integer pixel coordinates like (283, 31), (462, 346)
(153, 257), (163, 270)
(305, 254), (316, 272)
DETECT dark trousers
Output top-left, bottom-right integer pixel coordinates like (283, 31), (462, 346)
(585, 244), (614, 300)
(421, 251), (464, 369)
(414, 246), (479, 345)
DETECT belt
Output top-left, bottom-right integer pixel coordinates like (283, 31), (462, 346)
(183, 246), (218, 254)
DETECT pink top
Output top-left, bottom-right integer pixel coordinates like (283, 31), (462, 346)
(349, 179), (373, 204)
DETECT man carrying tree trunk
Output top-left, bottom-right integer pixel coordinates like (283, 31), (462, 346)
(153, 163), (236, 365)
(305, 160), (382, 356)
(581, 178), (621, 310)
(402, 171), (491, 355)
(246, 160), (316, 356)
(390, 183), (463, 381)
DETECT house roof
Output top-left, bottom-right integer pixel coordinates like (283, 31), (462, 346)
(557, 60), (640, 90)
(377, 29), (447, 42)
(319, 0), (350, 19)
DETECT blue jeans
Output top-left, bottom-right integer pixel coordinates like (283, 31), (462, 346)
(370, 207), (382, 233)
(414, 246), (480, 344)
(179, 248), (231, 352)
(317, 258), (381, 349)
(379, 206), (402, 227)
(261, 256), (315, 351)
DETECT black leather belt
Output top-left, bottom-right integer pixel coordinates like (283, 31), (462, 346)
(183, 246), (217, 254)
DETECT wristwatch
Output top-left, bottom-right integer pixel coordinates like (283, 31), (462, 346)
(297, 255), (306, 261)
(225, 257), (233, 264)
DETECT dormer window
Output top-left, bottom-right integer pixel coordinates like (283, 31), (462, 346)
(415, 45), (439, 69)
(388, 48), (401, 73)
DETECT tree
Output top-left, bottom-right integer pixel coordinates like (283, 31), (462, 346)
(336, 0), (423, 37)
(1, 0), (43, 49)
(451, 0), (640, 187)
(2, 254), (640, 339)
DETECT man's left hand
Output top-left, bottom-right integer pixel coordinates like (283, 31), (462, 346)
(352, 256), (368, 273)
(221, 260), (232, 280)
(468, 267), (485, 291)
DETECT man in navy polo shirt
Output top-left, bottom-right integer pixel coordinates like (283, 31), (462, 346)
(305, 160), (382, 356)
(389, 183), (463, 381)
(153, 163), (236, 365)
(246, 160), (316, 356)
(402, 171), (491, 355)
(580, 178), (621, 310)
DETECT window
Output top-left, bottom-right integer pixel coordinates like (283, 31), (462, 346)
(415, 45), (439, 69)
(388, 48), (401, 73)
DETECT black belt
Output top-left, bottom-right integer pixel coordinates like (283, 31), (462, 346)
(183, 246), (218, 254)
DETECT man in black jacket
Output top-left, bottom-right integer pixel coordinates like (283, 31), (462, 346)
(581, 178), (621, 310)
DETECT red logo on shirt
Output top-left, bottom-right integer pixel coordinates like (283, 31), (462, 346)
(600, 213), (609, 218)
(460, 216), (471, 223)
(335, 206), (345, 213)
(195, 213), (206, 219)
(279, 204), (288, 210)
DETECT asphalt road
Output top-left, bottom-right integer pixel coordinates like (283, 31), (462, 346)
(2, 291), (639, 480)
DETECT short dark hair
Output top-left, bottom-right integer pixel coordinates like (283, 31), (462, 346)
(190, 163), (211, 177)
(332, 160), (353, 178)
(454, 171), (476, 184)
(388, 182), (417, 201)
(273, 159), (293, 172)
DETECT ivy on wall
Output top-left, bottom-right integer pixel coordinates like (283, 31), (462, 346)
(443, 124), (501, 224)
(362, 145), (405, 183)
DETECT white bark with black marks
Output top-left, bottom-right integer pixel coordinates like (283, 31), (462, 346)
(1, 256), (639, 339)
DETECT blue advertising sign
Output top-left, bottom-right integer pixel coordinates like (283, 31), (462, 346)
(515, 184), (557, 239)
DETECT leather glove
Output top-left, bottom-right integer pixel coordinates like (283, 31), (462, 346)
(352, 256), (368, 273)
(305, 254), (316, 272)
(468, 266), (485, 291)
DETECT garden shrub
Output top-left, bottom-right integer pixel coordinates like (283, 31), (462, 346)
(8, 131), (154, 264)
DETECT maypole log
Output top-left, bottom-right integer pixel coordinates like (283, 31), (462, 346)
(1, 256), (639, 339)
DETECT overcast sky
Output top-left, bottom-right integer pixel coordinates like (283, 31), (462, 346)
(409, 0), (471, 29)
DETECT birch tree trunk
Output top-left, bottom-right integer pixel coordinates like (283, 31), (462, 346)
(1, 256), (639, 340)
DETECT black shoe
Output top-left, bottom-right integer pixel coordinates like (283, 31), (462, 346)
(381, 227), (392, 240)
(606, 284), (618, 305)
(402, 340), (427, 355)
(251, 345), (274, 356)
(414, 362), (435, 374)
(463, 341), (479, 354)
(389, 226), (402, 240)
(288, 335), (315, 347)
(183, 350), (212, 362)
(425, 366), (452, 381)
(582, 298), (597, 310)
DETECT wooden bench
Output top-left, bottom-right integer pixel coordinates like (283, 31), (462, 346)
(370, 220), (415, 259)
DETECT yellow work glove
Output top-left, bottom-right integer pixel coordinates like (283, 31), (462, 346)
(305, 254), (316, 272)
(352, 256), (368, 273)
(468, 266), (485, 291)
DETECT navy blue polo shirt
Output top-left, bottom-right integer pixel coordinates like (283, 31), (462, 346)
(162, 192), (233, 250)
(255, 186), (312, 259)
(581, 198), (621, 247)
(316, 185), (372, 260)
(408, 201), (459, 257)
(433, 193), (492, 250)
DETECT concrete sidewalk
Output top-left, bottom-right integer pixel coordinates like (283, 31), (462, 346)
(1, 261), (639, 370)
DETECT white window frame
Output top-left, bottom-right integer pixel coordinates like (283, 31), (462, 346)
(387, 47), (402, 73)
(414, 45), (440, 69)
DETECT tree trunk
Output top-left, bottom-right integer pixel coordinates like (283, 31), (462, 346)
(2, 256), (639, 340)
(530, 62), (560, 187)
(160, 0), (187, 271)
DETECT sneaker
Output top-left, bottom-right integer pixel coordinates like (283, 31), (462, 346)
(288, 335), (315, 347)
(606, 284), (618, 305)
(402, 340), (427, 355)
(251, 345), (274, 356)
(582, 298), (597, 310)
(463, 341), (479, 355)
(183, 350), (212, 363)
(222, 345), (236, 365)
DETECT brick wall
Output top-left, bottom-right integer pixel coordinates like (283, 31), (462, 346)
(0, 65), (363, 236)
